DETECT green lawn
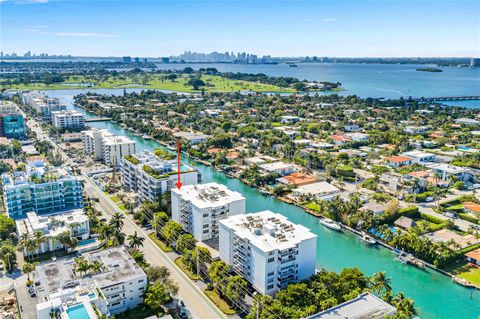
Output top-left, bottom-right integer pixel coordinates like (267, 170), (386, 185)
(148, 233), (173, 252)
(204, 289), (237, 315)
(1, 74), (296, 93)
(110, 195), (121, 203)
(174, 257), (201, 281)
(305, 202), (322, 212)
(445, 261), (480, 287)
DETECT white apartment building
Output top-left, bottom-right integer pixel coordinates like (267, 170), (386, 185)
(0, 101), (19, 114)
(171, 182), (246, 241)
(83, 129), (135, 166)
(219, 211), (317, 295)
(35, 247), (147, 318)
(402, 150), (436, 163)
(51, 110), (85, 128)
(15, 209), (90, 257)
(22, 92), (67, 121)
(121, 150), (199, 202)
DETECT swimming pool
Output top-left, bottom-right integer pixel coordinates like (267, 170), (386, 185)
(66, 303), (90, 319)
(77, 239), (96, 247)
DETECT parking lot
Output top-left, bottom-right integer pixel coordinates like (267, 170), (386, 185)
(14, 275), (37, 319)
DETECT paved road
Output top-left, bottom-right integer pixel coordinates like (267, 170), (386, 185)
(14, 274), (37, 319)
(24, 114), (227, 319)
(84, 176), (227, 319)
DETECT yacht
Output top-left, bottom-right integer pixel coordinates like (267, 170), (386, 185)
(319, 218), (342, 231)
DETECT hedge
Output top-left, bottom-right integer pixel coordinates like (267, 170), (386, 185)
(420, 213), (445, 225)
(398, 206), (420, 218)
(458, 213), (479, 224)
(440, 198), (460, 208)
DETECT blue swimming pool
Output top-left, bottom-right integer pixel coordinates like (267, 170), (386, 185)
(66, 303), (90, 319)
(77, 239), (96, 247)
(458, 146), (472, 151)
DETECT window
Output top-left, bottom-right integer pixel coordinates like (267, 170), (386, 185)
(111, 302), (121, 306)
(267, 272), (274, 277)
(267, 285), (274, 290)
(138, 279), (144, 283)
(203, 213), (209, 217)
(267, 257), (275, 263)
(203, 230), (209, 234)
(203, 224), (209, 229)
(139, 287), (145, 291)
(268, 278), (274, 283)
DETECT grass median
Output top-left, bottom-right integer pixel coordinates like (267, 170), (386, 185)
(204, 288), (237, 315)
(148, 233), (173, 252)
(174, 256), (201, 281)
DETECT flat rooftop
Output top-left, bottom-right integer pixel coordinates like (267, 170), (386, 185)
(172, 182), (245, 209)
(220, 210), (317, 252)
(305, 292), (396, 319)
(35, 247), (145, 299)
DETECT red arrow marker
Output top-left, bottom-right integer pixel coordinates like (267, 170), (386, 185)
(176, 139), (182, 189)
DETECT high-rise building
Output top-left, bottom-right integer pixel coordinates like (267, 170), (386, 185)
(0, 114), (25, 139)
(171, 182), (246, 241)
(219, 210), (317, 295)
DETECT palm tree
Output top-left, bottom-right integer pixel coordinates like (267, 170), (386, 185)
(33, 231), (46, 257)
(432, 187), (443, 208)
(111, 230), (126, 246)
(74, 257), (90, 276)
(370, 271), (392, 298)
(89, 260), (102, 274)
(128, 231), (145, 249)
(98, 224), (114, 243)
(110, 212), (125, 230)
(22, 262), (37, 281)
(397, 298), (418, 318)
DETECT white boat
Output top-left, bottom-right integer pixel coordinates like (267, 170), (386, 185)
(142, 135), (152, 140)
(319, 218), (342, 231)
(360, 233), (376, 245)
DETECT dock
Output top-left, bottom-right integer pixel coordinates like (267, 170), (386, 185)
(85, 117), (112, 122)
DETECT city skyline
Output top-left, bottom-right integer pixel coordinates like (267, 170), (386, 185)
(1, 0), (479, 58)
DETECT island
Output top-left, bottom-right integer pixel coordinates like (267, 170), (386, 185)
(416, 67), (443, 72)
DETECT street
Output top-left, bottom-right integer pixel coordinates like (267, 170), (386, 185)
(25, 114), (228, 319)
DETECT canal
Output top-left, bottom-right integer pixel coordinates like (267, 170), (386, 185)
(49, 89), (479, 319)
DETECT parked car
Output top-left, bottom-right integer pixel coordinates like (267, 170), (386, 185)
(444, 212), (457, 219)
(425, 197), (434, 202)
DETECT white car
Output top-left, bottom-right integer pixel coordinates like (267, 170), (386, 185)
(424, 197), (434, 202)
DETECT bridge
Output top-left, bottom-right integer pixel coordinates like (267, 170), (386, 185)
(85, 117), (112, 122)
(414, 96), (480, 102)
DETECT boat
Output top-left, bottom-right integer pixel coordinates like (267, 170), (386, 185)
(142, 135), (152, 140)
(259, 188), (270, 196)
(395, 252), (426, 269)
(319, 218), (342, 231)
(360, 233), (377, 245)
(289, 64), (298, 67)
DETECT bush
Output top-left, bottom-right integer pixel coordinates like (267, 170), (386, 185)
(420, 213), (445, 224)
(452, 181), (465, 190)
(398, 206), (420, 218)
(440, 198), (460, 208)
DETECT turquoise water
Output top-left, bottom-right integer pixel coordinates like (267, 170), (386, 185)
(48, 89), (480, 319)
(66, 303), (90, 319)
(77, 238), (96, 247)
(435, 100), (480, 109)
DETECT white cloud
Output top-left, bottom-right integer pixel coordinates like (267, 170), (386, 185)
(1, 0), (48, 3)
(322, 18), (338, 22)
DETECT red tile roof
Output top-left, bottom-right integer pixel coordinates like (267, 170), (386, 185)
(464, 202), (480, 214)
(385, 156), (413, 163)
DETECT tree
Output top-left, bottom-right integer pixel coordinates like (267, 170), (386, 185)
(128, 231), (145, 249)
(98, 223), (114, 242)
(22, 262), (37, 281)
(110, 212), (125, 230)
(0, 214), (15, 239)
(74, 257), (90, 276)
(144, 282), (172, 310)
(370, 271), (392, 298)
(111, 230), (126, 246)
(176, 233), (196, 254)
(89, 259), (103, 274)
(161, 221), (183, 245)
(187, 77), (206, 90)
(146, 266), (178, 296)
(57, 231), (78, 252)
(208, 260), (230, 293)
(292, 81), (306, 92)
(167, 74), (177, 82)
(0, 241), (16, 273)
(225, 276), (248, 307)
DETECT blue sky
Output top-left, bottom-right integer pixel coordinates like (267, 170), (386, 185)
(1, 0), (479, 57)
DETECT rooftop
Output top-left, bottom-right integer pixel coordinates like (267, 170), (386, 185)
(35, 247), (146, 299)
(402, 150), (435, 159)
(16, 209), (87, 238)
(172, 182), (245, 209)
(220, 210), (317, 252)
(294, 181), (340, 196)
(304, 292), (396, 319)
(385, 155), (413, 163)
(464, 202), (480, 213)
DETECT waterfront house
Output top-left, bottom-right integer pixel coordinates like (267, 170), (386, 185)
(394, 216), (416, 229)
(423, 229), (479, 250)
(259, 162), (296, 176)
(276, 172), (316, 187)
(293, 181), (341, 201)
(385, 155), (414, 168)
(465, 248), (480, 266)
(304, 292), (396, 319)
